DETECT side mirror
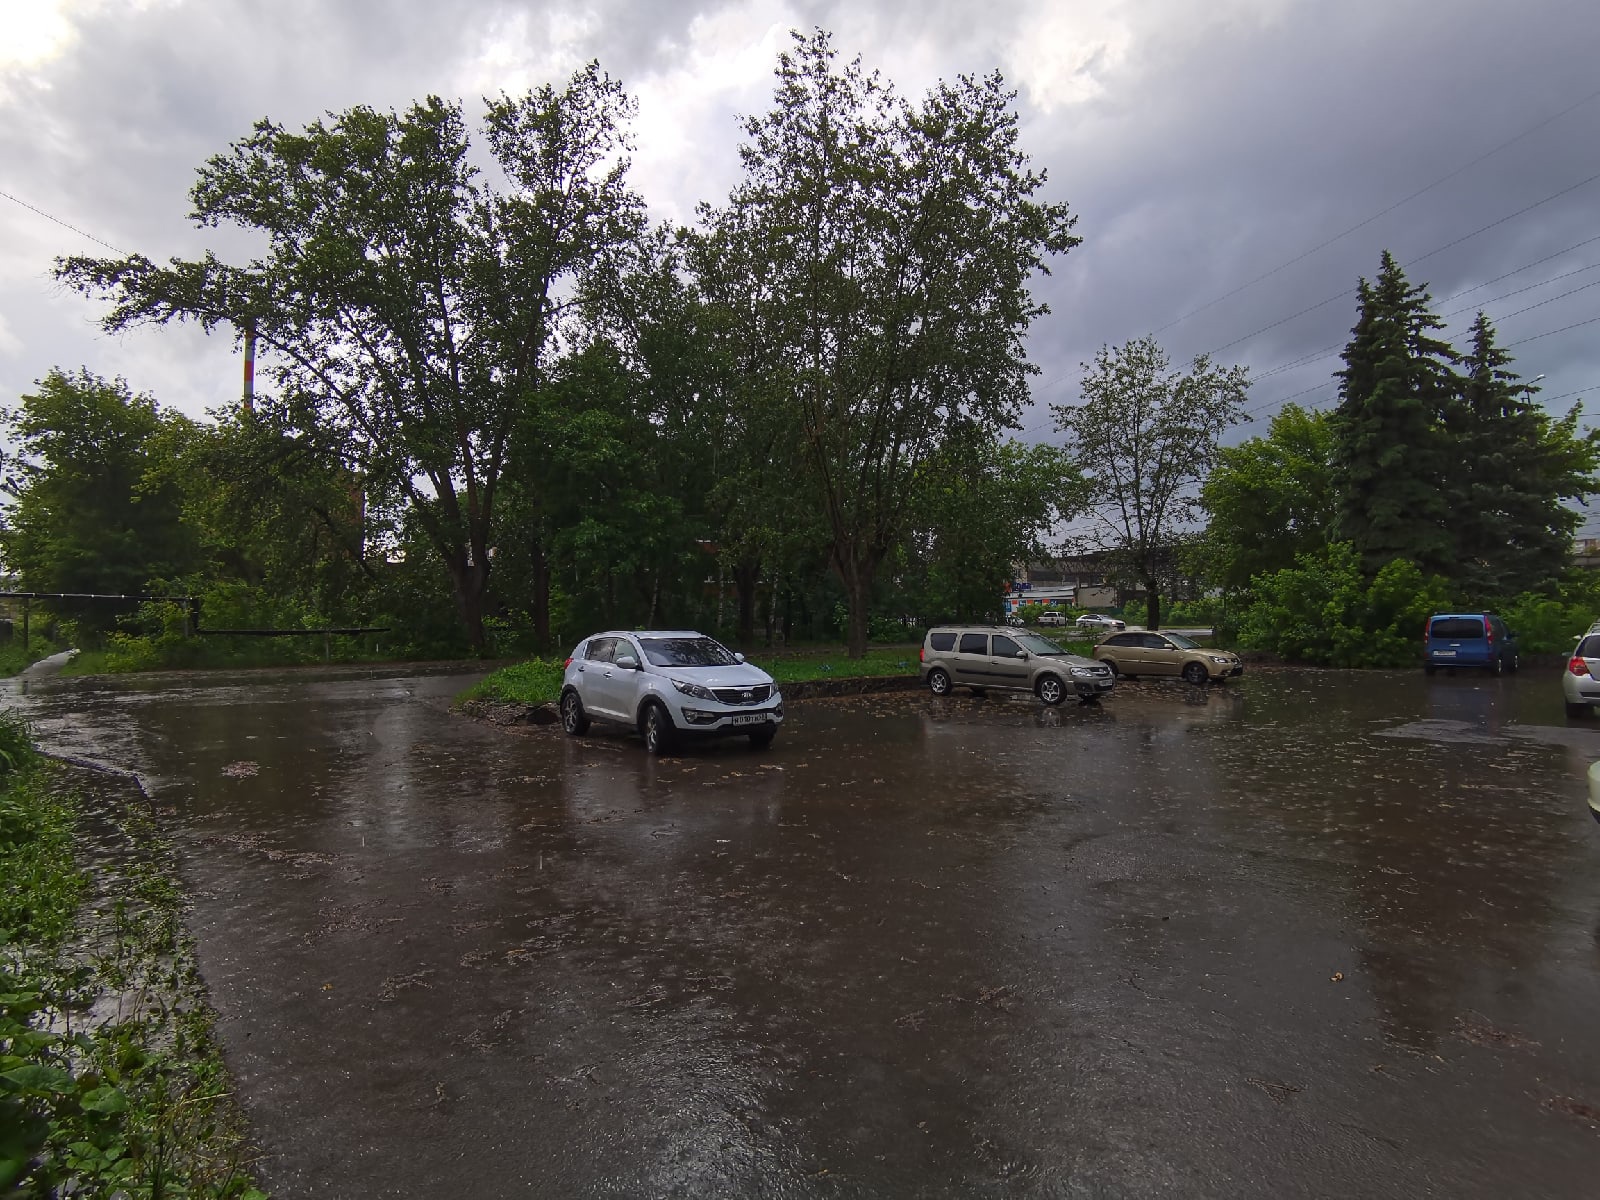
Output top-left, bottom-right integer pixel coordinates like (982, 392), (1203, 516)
(1017, 650), (1030, 660)
(615, 654), (640, 670)
(735, 652), (746, 663)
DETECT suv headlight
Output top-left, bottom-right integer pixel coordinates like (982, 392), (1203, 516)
(672, 679), (716, 701)
(1208, 655), (1231, 665)
(1070, 666), (1095, 678)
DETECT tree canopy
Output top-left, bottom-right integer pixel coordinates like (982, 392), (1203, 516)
(57, 65), (646, 648)
(701, 29), (1081, 655)
(1054, 335), (1248, 630)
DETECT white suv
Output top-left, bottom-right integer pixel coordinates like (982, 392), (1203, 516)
(560, 630), (783, 754)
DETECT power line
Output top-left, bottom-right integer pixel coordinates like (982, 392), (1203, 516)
(0, 187), (127, 255)
(1198, 167), (1600, 359)
(1508, 314), (1600, 346)
(1154, 84), (1600, 335)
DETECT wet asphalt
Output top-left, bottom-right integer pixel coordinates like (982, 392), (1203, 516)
(8, 663), (1600, 1197)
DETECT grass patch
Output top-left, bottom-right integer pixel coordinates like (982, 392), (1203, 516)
(458, 657), (567, 706)
(0, 637), (61, 679)
(0, 709), (265, 1197)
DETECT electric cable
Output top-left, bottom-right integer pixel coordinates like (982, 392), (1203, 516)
(1154, 84), (1600, 335)
(0, 187), (128, 255)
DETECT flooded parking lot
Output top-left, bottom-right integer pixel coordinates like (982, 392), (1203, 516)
(11, 664), (1600, 1197)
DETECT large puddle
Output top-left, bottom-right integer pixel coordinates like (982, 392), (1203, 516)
(9, 664), (1600, 1196)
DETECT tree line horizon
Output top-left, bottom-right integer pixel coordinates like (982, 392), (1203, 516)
(4, 30), (1593, 665)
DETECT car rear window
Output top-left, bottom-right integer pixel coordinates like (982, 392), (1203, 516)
(929, 632), (956, 652)
(1430, 618), (1485, 639)
(1578, 635), (1600, 659)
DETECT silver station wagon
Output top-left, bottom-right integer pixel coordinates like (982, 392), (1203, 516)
(920, 625), (1115, 705)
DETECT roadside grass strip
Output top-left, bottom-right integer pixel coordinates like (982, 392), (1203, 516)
(0, 709), (265, 1198)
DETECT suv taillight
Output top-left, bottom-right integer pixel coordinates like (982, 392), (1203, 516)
(919, 647), (925, 662)
(1570, 656), (1589, 677)
(1483, 615), (1493, 643)
(563, 657), (572, 669)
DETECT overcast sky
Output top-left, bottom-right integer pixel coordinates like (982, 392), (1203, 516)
(3, 0), (1598, 522)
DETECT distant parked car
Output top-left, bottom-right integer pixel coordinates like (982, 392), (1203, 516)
(1423, 612), (1518, 676)
(920, 625), (1115, 704)
(1093, 630), (1243, 684)
(1562, 621), (1600, 717)
(1075, 613), (1126, 632)
(559, 630), (782, 754)
(1037, 611), (1068, 627)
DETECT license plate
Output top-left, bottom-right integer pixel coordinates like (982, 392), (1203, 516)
(730, 713), (767, 726)
(1434, 651), (1455, 657)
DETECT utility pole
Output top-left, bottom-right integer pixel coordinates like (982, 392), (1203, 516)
(242, 316), (257, 412)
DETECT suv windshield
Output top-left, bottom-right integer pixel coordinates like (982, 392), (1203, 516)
(1164, 633), (1200, 649)
(1016, 632), (1066, 655)
(638, 637), (739, 668)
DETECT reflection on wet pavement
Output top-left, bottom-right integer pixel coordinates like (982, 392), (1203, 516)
(9, 664), (1600, 1197)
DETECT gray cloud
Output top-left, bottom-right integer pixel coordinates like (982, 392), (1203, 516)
(3, 0), (1596, 520)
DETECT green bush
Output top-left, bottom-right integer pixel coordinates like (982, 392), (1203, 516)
(1236, 542), (1452, 667)
(1499, 570), (1600, 653)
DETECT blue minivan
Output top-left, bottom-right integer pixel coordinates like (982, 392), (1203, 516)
(1424, 612), (1519, 675)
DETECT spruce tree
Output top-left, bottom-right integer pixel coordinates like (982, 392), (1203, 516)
(1330, 251), (1461, 576)
(1454, 312), (1599, 596)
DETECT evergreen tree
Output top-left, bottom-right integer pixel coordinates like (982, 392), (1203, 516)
(1330, 251), (1461, 576)
(1453, 312), (1599, 596)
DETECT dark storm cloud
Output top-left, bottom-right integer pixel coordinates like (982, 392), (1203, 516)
(2, 0), (1596, 462)
(1007, 0), (1600, 443)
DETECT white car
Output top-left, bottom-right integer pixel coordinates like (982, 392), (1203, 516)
(560, 630), (783, 754)
(1075, 613), (1126, 631)
(1563, 621), (1600, 717)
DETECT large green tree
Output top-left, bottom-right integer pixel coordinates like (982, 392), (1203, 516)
(901, 437), (1086, 623)
(1451, 312), (1599, 596)
(1330, 251), (1461, 577)
(1053, 335), (1248, 630)
(0, 369), (199, 607)
(704, 30), (1080, 655)
(1198, 402), (1335, 592)
(57, 65), (646, 649)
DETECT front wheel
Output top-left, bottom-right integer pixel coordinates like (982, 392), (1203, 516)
(1036, 675), (1066, 706)
(641, 701), (675, 755)
(560, 689), (590, 735)
(1490, 654), (1505, 677)
(1508, 653), (1520, 674)
(927, 668), (952, 697)
(1182, 662), (1208, 686)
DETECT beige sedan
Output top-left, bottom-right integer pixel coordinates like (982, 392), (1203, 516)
(1094, 631), (1244, 684)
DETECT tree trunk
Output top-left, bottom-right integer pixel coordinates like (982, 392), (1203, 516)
(1145, 578), (1161, 632)
(733, 558), (761, 647)
(448, 556), (491, 652)
(836, 560), (872, 658)
(530, 535), (550, 647)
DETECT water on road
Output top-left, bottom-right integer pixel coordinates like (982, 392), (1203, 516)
(10, 664), (1600, 1197)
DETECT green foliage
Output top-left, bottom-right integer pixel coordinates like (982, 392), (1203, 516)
(705, 29), (1080, 655)
(1054, 335), (1248, 630)
(1331, 251), (1460, 576)
(0, 370), (199, 624)
(1451, 313), (1600, 596)
(59, 65), (648, 650)
(900, 439), (1087, 624)
(1236, 542), (1451, 667)
(0, 635), (60, 679)
(1499, 570), (1600, 653)
(1, 737), (263, 1197)
(459, 658), (568, 706)
(1198, 403), (1335, 592)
